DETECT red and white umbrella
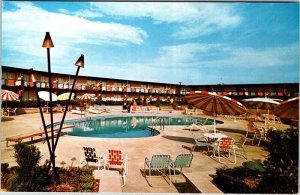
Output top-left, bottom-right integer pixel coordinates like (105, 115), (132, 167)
(242, 97), (281, 127)
(77, 93), (96, 100)
(1, 90), (19, 101)
(274, 97), (299, 120)
(242, 97), (281, 110)
(1, 89), (19, 107)
(184, 91), (247, 133)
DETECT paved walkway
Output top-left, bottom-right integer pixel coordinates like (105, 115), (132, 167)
(1, 106), (275, 193)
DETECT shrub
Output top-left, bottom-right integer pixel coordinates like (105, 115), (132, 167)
(58, 167), (81, 190)
(213, 166), (259, 193)
(58, 166), (94, 192)
(47, 183), (75, 192)
(214, 128), (299, 194)
(7, 143), (51, 192)
(258, 129), (298, 193)
(78, 168), (94, 192)
(13, 143), (41, 169)
(1, 163), (11, 189)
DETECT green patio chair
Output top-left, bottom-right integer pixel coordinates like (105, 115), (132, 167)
(144, 154), (172, 187)
(192, 133), (213, 154)
(169, 153), (193, 176)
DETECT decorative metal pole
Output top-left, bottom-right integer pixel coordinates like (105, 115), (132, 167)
(30, 72), (53, 168)
(42, 32), (57, 180)
(53, 54), (84, 152)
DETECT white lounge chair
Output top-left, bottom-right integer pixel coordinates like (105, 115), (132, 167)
(71, 109), (86, 116)
(87, 108), (102, 114)
(184, 118), (209, 131)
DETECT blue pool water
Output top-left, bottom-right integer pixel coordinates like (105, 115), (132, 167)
(61, 115), (222, 138)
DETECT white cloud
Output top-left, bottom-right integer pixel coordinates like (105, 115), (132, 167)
(3, 2), (147, 61)
(152, 42), (298, 68)
(90, 2), (242, 38)
(58, 8), (103, 18)
(228, 43), (299, 67)
(155, 43), (221, 66)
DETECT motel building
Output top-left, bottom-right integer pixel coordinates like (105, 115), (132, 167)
(1, 66), (299, 104)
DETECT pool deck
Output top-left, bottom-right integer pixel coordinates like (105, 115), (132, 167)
(1, 106), (287, 193)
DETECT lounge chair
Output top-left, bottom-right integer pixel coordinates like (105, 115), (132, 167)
(184, 118), (209, 131)
(87, 108), (103, 114)
(213, 137), (236, 164)
(267, 114), (281, 124)
(144, 154), (172, 187)
(247, 121), (265, 146)
(102, 149), (128, 187)
(191, 134), (213, 153)
(71, 108), (86, 116)
(7, 108), (17, 116)
(80, 147), (105, 170)
(233, 134), (248, 160)
(96, 104), (110, 113)
(169, 153), (193, 177)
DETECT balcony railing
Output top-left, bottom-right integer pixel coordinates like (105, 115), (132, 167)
(1, 79), (295, 97)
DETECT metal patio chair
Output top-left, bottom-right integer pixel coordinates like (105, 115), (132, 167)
(144, 154), (172, 187)
(80, 147), (105, 170)
(214, 137), (237, 164)
(169, 153), (193, 177)
(102, 149), (128, 187)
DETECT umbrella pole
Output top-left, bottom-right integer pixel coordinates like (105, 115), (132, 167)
(214, 117), (216, 135)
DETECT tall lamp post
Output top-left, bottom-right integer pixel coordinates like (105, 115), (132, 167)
(33, 32), (85, 183)
(42, 32), (56, 175)
(53, 55), (84, 152)
(30, 72), (53, 171)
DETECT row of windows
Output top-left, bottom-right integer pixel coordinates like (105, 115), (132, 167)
(2, 79), (298, 97)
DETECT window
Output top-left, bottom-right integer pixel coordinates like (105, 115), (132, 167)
(41, 76), (48, 82)
(115, 82), (122, 87)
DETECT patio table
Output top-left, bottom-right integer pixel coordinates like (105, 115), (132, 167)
(204, 132), (227, 142)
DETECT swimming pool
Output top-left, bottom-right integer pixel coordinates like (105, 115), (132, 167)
(61, 115), (222, 138)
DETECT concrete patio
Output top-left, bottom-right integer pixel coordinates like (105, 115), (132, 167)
(1, 105), (281, 193)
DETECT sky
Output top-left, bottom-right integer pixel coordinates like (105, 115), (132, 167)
(2, 1), (299, 85)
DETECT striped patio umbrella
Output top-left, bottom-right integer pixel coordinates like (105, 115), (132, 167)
(58, 92), (75, 107)
(58, 92), (74, 101)
(38, 91), (58, 102)
(184, 91), (247, 133)
(1, 90), (19, 101)
(242, 97), (281, 127)
(1, 89), (19, 107)
(274, 97), (299, 120)
(77, 93), (96, 100)
(242, 97), (281, 110)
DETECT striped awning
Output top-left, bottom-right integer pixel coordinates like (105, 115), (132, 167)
(183, 91), (247, 115)
(1, 90), (19, 101)
(274, 97), (299, 120)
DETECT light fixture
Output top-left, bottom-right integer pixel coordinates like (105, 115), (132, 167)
(75, 54), (84, 68)
(42, 32), (54, 48)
